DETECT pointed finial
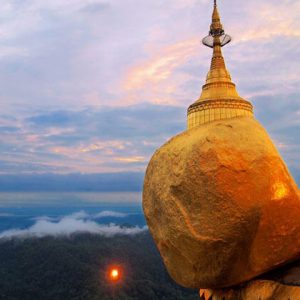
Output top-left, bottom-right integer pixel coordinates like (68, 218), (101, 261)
(202, 0), (231, 48)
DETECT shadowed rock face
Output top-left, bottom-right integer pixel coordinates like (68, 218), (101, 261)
(200, 280), (300, 300)
(143, 117), (300, 289)
(200, 259), (300, 300)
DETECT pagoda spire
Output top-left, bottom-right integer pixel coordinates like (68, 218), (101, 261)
(211, 0), (223, 37)
(203, 0), (231, 83)
(187, 0), (254, 129)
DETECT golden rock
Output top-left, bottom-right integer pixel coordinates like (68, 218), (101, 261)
(143, 117), (300, 288)
(143, 0), (300, 291)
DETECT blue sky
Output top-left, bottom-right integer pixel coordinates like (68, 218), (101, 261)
(0, 0), (299, 185)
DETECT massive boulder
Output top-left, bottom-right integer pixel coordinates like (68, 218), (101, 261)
(143, 117), (300, 289)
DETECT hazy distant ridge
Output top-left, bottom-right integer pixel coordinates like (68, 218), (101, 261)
(0, 172), (144, 192)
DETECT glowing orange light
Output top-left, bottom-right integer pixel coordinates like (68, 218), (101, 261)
(111, 269), (119, 279)
(108, 266), (122, 282)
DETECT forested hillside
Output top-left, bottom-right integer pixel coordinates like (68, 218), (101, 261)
(0, 232), (199, 300)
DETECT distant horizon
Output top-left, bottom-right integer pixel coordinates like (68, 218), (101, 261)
(0, 172), (144, 192)
(0, 168), (298, 193)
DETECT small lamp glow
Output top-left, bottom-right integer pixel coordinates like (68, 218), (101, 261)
(111, 269), (119, 279)
(108, 266), (122, 282)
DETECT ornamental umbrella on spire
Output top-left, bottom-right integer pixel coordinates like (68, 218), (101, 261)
(202, 0), (231, 48)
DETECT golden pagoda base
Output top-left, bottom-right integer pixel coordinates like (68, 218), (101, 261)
(187, 98), (253, 129)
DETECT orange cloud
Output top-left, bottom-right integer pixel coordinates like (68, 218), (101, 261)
(115, 156), (145, 163)
(50, 141), (129, 157)
(232, 2), (300, 42)
(123, 38), (199, 104)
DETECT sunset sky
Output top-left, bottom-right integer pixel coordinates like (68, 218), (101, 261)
(0, 0), (299, 184)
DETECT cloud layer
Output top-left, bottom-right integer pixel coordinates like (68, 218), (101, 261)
(0, 210), (147, 240)
(0, 0), (298, 182)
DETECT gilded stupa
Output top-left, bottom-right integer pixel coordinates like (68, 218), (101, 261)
(187, 0), (253, 129)
(143, 1), (300, 299)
